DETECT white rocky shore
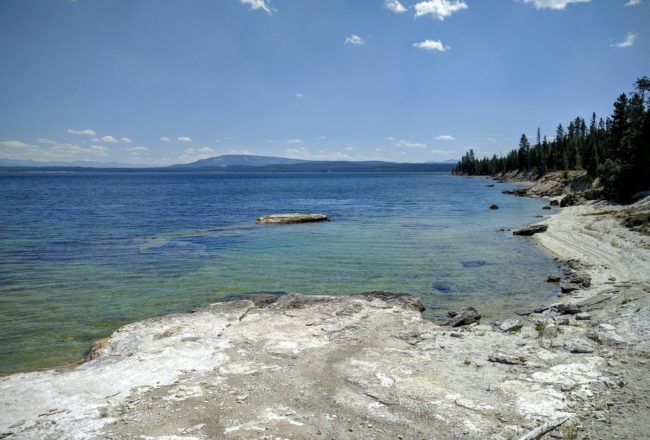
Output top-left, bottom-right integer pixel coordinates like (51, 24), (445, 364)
(1, 201), (649, 440)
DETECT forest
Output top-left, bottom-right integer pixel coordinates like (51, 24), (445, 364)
(454, 77), (650, 201)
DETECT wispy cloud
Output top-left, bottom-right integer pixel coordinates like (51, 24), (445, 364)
(435, 134), (456, 141)
(430, 149), (457, 160)
(385, 0), (407, 13)
(625, 0), (641, 6)
(128, 146), (149, 154)
(414, 0), (468, 20)
(521, 0), (591, 10)
(413, 39), (450, 52)
(160, 137), (171, 142)
(610, 32), (637, 48)
(287, 138), (304, 144)
(1, 139), (110, 161)
(177, 146), (217, 163)
(393, 139), (427, 148)
(240, 0), (275, 14)
(177, 136), (193, 142)
(296, 93), (304, 98)
(344, 34), (365, 45)
(121, 137), (133, 144)
(67, 128), (95, 136)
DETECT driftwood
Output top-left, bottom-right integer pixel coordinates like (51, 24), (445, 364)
(517, 416), (570, 440)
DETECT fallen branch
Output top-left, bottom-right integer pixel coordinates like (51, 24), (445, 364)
(517, 416), (570, 440)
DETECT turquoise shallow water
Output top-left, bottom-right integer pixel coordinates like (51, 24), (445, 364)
(0, 172), (560, 374)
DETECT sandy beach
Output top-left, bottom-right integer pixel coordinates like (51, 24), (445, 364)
(1, 199), (649, 440)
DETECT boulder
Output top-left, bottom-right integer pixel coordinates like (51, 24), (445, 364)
(446, 307), (481, 327)
(567, 340), (595, 354)
(513, 224), (548, 236)
(489, 204), (499, 210)
(549, 199), (560, 206)
(499, 319), (523, 332)
(542, 205), (552, 210)
(257, 213), (329, 224)
(547, 275), (561, 283)
(560, 193), (579, 207)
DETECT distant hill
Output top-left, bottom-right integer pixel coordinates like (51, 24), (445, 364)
(171, 154), (308, 168)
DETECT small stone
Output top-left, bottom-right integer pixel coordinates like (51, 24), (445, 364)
(547, 275), (561, 283)
(489, 204), (499, 210)
(576, 312), (591, 321)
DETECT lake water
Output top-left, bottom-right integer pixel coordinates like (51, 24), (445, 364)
(0, 172), (560, 373)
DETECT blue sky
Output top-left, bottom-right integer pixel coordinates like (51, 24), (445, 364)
(0, 0), (648, 165)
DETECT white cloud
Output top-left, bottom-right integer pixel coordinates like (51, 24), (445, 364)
(384, 136), (396, 141)
(413, 39), (450, 52)
(287, 139), (304, 144)
(393, 139), (427, 148)
(296, 93), (304, 98)
(121, 137), (133, 144)
(67, 128), (95, 136)
(385, 0), (407, 13)
(625, 0), (641, 6)
(96, 135), (118, 143)
(37, 138), (58, 145)
(128, 146), (149, 154)
(177, 136), (193, 142)
(240, 0), (274, 14)
(414, 0), (468, 19)
(435, 134), (456, 141)
(177, 146), (217, 163)
(317, 135), (327, 140)
(610, 32), (637, 48)
(160, 137), (171, 142)
(521, 0), (591, 10)
(344, 34), (365, 45)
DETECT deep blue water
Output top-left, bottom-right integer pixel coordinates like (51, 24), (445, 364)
(0, 172), (560, 373)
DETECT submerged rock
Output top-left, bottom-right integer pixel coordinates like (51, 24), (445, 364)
(513, 224), (548, 236)
(489, 204), (499, 210)
(547, 275), (561, 283)
(256, 213), (329, 224)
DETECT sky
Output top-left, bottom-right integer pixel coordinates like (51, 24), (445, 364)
(0, 0), (648, 165)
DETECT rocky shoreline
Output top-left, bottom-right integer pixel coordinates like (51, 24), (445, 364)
(1, 187), (649, 439)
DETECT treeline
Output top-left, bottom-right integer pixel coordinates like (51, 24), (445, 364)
(454, 77), (650, 201)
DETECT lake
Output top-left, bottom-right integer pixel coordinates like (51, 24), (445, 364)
(0, 172), (560, 373)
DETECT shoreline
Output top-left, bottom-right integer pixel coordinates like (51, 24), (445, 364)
(1, 197), (649, 439)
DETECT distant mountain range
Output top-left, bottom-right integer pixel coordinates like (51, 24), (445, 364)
(0, 159), (148, 168)
(0, 154), (457, 172)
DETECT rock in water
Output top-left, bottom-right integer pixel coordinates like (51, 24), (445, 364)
(489, 204), (499, 210)
(256, 213), (329, 224)
(446, 307), (481, 327)
(547, 275), (561, 282)
(512, 224), (548, 236)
